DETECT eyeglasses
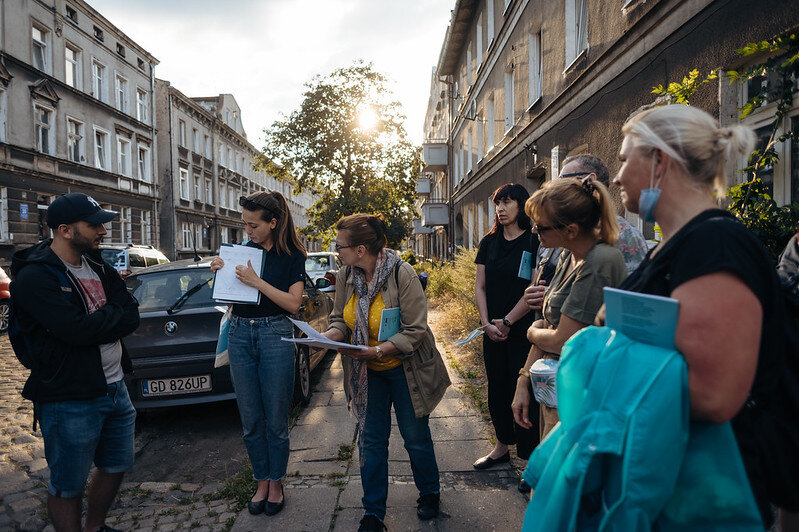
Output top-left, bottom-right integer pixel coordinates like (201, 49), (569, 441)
(558, 171), (591, 178)
(334, 243), (359, 252)
(534, 223), (565, 233)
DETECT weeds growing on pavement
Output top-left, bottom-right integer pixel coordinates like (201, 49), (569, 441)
(337, 443), (354, 461)
(212, 463), (256, 511)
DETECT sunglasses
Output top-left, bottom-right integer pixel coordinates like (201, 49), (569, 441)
(239, 196), (280, 219)
(559, 171), (591, 178)
(534, 223), (565, 233)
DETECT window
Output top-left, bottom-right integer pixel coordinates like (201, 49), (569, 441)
(487, 0), (495, 47)
(120, 208), (131, 242)
(0, 89), (7, 142)
(468, 209), (474, 249)
(93, 127), (109, 170)
(179, 167), (189, 200)
(34, 105), (53, 155)
(114, 74), (128, 113)
(137, 58), (145, 71)
(218, 144), (225, 166)
(204, 135), (212, 158)
(565, 0), (588, 67)
(228, 187), (236, 210)
(93, 25), (103, 41)
(66, 117), (84, 163)
(141, 211), (152, 245)
(220, 183), (227, 208)
(181, 222), (192, 249)
(136, 88), (148, 123)
(195, 225), (203, 250)
(227, 148), (233, 169)
(116, 43), (125, 57)
(66, 5), (78, 22)
(529, 32), (542, 106)
(194, 174), (201, 201)
(91, 59), (106, 102)
(478, 205), (485, 238)
(220, 227), (229, 245)
(466, 48), (472, 88)
(178, 120), (186, 147)
(504, 71), (515, 133)
(137, 145), (151, 182)
(117, 137), (131, 176)
(65, 44), (81, 89)
(32, 25), (49, 73)
(477, 15), (483, 66)
(205, 178), (213, 204)
(467, 130), (473, 174)
(487, 95), (495, 151)
(192, 128), (199, 153)
(477, 110), (484, 161)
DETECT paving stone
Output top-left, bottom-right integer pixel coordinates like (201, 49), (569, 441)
(231, 486), (339, 531)
(8, 451), (30, 463)
(180, 482), (201, 492)
(17, 514), (46, 532)
(9, 497), (41, 514)
(12, 434), (39, 445)
(26, 458), (48, 472)
(138, 481), (173, 493)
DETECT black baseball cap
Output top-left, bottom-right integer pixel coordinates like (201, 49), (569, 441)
(46, 193), (118, 227)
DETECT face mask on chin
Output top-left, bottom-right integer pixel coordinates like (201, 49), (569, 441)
(638, 154), (663, 223)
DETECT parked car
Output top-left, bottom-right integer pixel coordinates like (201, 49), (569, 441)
(305, 252), (341, 292)
(100, 244), (169, 278)
(0, 267), (9, 333)
(123, 258), (334, 409)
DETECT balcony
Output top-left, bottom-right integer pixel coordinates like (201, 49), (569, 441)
(416, 177), (431, 195)
(413, 218), (433, 234)
(421, 201), (449, 227)
(422, 142), (448, 172)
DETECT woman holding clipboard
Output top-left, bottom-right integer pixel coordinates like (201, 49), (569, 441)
(209, 191), (306, 517)
(322, 213), (450, 532)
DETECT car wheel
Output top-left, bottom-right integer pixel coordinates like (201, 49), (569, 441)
(0, 300), (9, 333)
(293, 345), (312, 405)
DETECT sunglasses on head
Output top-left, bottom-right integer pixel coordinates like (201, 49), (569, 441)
(239, 196), (280, 219)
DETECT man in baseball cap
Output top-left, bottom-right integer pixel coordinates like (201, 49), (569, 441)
(10, 192), (138, 532)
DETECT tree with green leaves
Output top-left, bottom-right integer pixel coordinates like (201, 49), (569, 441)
(259, 61), (420, 248)
(652, 31), (799, 258)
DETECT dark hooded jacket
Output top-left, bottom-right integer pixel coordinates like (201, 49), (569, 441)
(10, 239), (139, 403)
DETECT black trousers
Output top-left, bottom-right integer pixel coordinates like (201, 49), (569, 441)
(483, 327), (540, 460)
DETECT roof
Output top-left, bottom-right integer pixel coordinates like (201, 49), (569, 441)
(436, 0), (479, 77)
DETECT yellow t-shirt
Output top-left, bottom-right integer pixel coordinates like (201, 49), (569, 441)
(343, 291), (402, 371)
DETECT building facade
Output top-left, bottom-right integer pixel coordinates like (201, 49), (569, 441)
(154, 82), (318, 260)
(422, 0), (799, 256)
(0, 0), (158, 266)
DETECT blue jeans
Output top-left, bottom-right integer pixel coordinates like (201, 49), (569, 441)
(38, 380), (136, 498)
(360, 365), (440, 520)
(228, 314), (295, 481)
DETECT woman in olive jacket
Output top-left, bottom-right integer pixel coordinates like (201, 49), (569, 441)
(323, 213), (450, 532)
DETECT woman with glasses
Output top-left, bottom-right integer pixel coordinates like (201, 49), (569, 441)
(209, 191), (306, 517)
(511, 177), (626, 439)
(473, 184), (540, 485)
(323, 213), (450, 532)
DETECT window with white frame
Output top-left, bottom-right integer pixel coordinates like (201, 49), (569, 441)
(65, 43), (81, 89)
(466, 47), (472, 88)
(116, 136), (131, 176)
(194, 174), (201, 201)
(565, 0), (588, 68)
(32, 25), (49, 73)
(195, 224), (203, 250)
(192, 128), (199, 153)
(0, 89), (7, 143)
(487, 0), (495, 46)
(477, 15), (483, 66)
(33, 104), (53, 155)
(228, 186), (236, 210)
(66, 117), (84, 163)
(0, 187), (7, 240)
(137, 144), (151, 182)
(205, 178), (213, 204)
(204, 135), (212, 158)
(227, 148), (233, 169)
(140, 210), (152, 245)
(467, 130), (473, 174)
(477, 110), (484, 161)
(181, 222), (192, 249)
(178, 120), (186, 147)
(528, 31), (542, 106)
(218, 144), (225, 166)
(220, 226), (229, 244)
(119, 207), (132, 242)
(93, 127), (109, 170)
(114, 74), (128, 113)
(91, 58), (106, 102)
(487, 95), (495, 149)
(178, 167), (189, 200)
(504, 71), (515, 133)
(220, 183), (227, 208)
(136, 88), (148, 122)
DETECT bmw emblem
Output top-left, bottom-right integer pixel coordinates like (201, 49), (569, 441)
(164, 321), (178, 335)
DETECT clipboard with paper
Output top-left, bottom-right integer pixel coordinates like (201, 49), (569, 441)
(212, 243), (266, 304)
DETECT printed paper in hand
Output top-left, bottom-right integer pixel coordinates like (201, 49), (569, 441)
(283, 318), (368, 351)
(212, 244), (265, 304)
(603, 287), (679, 350)
(377, 307), (401, 341)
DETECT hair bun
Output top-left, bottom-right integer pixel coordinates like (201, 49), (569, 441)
(581, 175), (598, 196)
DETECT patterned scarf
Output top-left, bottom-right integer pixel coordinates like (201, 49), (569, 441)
(349, 249), (400, 453)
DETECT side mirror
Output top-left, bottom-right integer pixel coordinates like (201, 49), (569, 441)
(315, 277), (331, 290)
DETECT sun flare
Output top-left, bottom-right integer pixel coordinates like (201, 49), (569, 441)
(357, 104), (378, 131)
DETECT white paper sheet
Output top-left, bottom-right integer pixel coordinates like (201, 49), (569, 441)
(285, 318), (368, 351)
(212, 244), (265, 304)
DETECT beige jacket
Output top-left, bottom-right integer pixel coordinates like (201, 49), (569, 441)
(329, 261), (451, 418)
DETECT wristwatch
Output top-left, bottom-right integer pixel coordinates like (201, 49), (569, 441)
(374, 346), (384, 359)
(518, 367), (531, 378)
(502, 317), (512, 328)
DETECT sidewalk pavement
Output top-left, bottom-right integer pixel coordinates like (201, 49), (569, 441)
(232, 340), (529, 531)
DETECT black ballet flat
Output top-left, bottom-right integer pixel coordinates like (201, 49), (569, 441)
(265, 484), (285, 516)
(247, 490), (266, 515)
(473, 451), (510, 470)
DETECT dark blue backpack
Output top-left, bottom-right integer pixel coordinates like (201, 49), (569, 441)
(9, 264), (71, 369)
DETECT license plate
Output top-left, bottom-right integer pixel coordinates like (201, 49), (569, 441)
(141, 375), (212, 397)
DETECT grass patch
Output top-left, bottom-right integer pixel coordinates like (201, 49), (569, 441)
(223, 515), (236, 532)
(337, 443), (354, 462)
(211, 463), (256, 511)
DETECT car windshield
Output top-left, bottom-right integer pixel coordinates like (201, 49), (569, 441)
(125, 268), (215, 312)
(100, 249), (123, 264)
(305, 255), (331, 271)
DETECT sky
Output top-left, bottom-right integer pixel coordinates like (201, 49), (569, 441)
(89, 0), (455, 147)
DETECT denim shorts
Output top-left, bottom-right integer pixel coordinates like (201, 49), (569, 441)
(38, 380), (136, 498)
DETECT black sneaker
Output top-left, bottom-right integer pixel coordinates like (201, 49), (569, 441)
(416, 492), (440, 520)
(358, 514), (387, 532)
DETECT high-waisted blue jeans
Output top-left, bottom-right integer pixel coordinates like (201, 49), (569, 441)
(360, 365), (440, 520)
(228, 313), (295, 481)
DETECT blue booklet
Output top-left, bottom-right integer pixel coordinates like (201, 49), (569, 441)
(518, 250), (534, 280)
(377, 307), (401, 341)
(603, 287), (679, 350)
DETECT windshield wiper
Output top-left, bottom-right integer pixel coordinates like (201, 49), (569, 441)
(166, 278), (212, 315)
